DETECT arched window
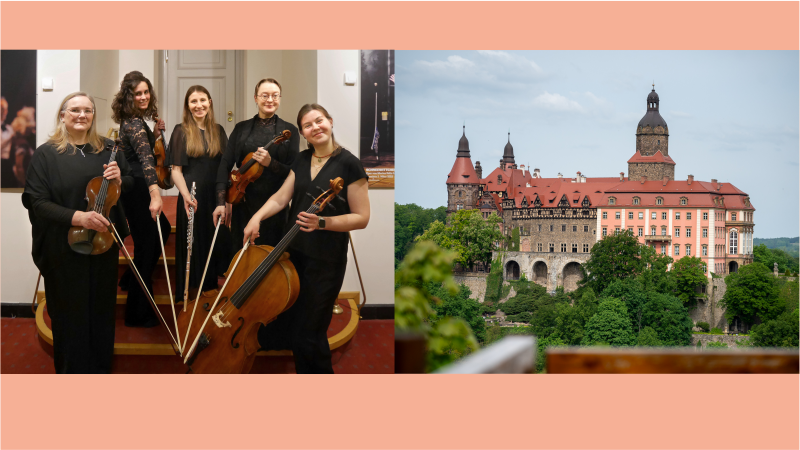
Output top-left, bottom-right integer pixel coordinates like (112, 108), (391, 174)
(633, 197), (640, 205)
(730, 229), (738, 255)
(656, 197), (663, 205)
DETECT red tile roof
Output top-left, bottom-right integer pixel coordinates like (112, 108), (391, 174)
(627, 150), (676, 165)
(601, 180), (754, 209)
(446, 157), (480, 184)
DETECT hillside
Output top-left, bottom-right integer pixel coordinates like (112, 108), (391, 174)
(754, 237), (799, 257)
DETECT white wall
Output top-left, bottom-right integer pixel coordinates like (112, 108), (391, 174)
(80, 50), (119, 136)
(1, 50), (81, 304)
(244, 50), (282, 119)
(318, 50), (394, 304)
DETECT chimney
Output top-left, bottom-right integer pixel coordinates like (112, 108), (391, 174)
(688, 175), (693, 185)
(558, 173), (563, 179)
(711, 178), (717, 185)
(533, 168), (541, 178)
(640, 175), (647, 185)
(475, 161), (482, 179)
(581, 175), (586, 183)
(620, 172), (624, 181)
(662, 176), (669, 186)
(499, 159), (505, 171)
(718, 181), (722, 191)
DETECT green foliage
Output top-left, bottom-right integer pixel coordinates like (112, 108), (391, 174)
(510, 227), (520, 252)
(580, 231), (645, 294)
(427, 282), (486, 344)
(777, 279), (799, 314)
(639, 292), (694, 346)
(416, 209), (503, 269)
(394, 203), (447, 267)
(602, 278), (649, 333)
(536, 335), (566, 373)
(696, 321), (710, 332)
(753, 240), (800, 270)
(483, 257), (504, 308)
(581, 298), (636, 346)
(553, 288), (598, 345)
(710, 327), (723, 335)
(754, 236), (799, 257)
(696, 340), (703, 348)
(672, 256), (709, 307)
(637, 326), (663, 347)
(706, 341), (728, 349)
(638, 245), (675, 293)
(721, 262), (783, 326)
(484, 325), (535, 346)
(394, 241), (479, 372)
(750, 309), (800, 347)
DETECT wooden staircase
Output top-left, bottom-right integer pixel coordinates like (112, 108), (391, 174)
(35, 196), (361, 361)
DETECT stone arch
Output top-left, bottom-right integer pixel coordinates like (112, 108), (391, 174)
(505, 260), (520, 280)
(532, 260), (548, 287)
(729, 261), (739, 274)
(562, 261), (583, 292)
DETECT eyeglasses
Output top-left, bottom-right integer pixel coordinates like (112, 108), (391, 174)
(257, 94), (281, 101)
(66, 108), (94, 117)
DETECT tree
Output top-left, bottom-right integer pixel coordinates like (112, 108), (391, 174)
(637, 326), (662, 346)
(721, 262), (783, 327)
(749, 309), (799, 347)
(637, 245), (675, 293)
(427, 282), (487, 343)
(580, 230), (649, 294)
(581, 298), (636, 346)
(639, 292), (694, 346)
(672, 256), (709, 307)
(602, 278), (648, 333)
(394, 203), (447, 267)
(416, 209), (503, 269)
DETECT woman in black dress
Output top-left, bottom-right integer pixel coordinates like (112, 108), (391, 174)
(112, 71), (171, 327)
(169, 85), (229, 302)
(213, 78), (299, 250)
(244, 104), (370, 374)
(23, 92), (132, 373)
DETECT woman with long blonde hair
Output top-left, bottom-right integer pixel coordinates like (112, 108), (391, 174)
(22, 92), (133, 373)
(169, 85), (230, 300)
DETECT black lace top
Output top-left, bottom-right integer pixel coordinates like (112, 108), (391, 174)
(119, 117), (158, 186)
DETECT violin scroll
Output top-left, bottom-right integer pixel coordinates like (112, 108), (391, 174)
(313, 177), (344, 213)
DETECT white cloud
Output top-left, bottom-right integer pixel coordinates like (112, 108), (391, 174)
(533, 92), (585, 113)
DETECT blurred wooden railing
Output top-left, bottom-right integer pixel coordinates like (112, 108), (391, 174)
(436, 336), (536, 374)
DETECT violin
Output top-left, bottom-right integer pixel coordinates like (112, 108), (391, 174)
(68, 140), (121, 255)
(179, 177), (344, 374)
(152, 113), (173, 190)
(226, 130), (291, 204)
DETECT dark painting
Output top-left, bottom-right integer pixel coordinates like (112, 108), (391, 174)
(359, 50), (394, 189)
(1, 50), (37, 189)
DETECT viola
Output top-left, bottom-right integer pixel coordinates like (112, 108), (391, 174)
(179, 177), (344, 374)
(152, 113), (173, 190)
(67, 140), (121, 255)
(226, 130), (291, 204)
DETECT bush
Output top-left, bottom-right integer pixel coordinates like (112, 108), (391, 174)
(696, 321), (710, 332)
(696, 340), (703, 348)
(710, 327), (724, 335)
(706, 341), (728, 349)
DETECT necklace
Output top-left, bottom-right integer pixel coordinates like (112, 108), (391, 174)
(74, 143), (89, 157)
(313, 152), (332, 163)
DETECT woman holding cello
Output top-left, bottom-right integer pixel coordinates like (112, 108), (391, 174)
(213, 78), (299, 250)
(112, 71), (171, 328)
(22, 92), (132, 373)
(169, 85), (230, 301)
(243, 104), (369, 374)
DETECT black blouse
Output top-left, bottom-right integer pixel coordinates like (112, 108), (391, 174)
(287, 148), (368, 263)
(22, 140), (133, 273)
(119, 117), (158, 186)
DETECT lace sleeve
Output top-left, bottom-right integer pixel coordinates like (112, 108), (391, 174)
(121, 118), (158, 186)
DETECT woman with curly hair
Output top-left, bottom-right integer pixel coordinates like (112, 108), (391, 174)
(112, 71), (171, 327)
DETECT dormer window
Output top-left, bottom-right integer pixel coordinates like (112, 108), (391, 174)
(656, 197), (663, 205)
(633, 197), (640, 205)
(680, 197), (688, 206)
(609, 197), (616, 205)
(497, 175), (502, 184)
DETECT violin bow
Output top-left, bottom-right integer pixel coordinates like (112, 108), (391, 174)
(110, 223), (181, 352)
(181, 215), (222, 353)
(184, 240), (251, 364)
(156, 215), (181, 353)
(182, 182), (196, 313)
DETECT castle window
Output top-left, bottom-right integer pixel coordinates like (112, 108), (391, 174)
(686, 244), (691, 256)
(638, 228), (643, 237)
(550, 225), (554, 232)
(651, 226), (656, 236)
(584, 225), (589, 232)
(730, 230), (738, 255)
(457, 204), (463, 210)
(702, 245), (708, 256)
(656, 197), (663, 205)
(675, 228), (680, 237)
(602, 212), (607, 219)
(583, 244), (589, 253)
(549, 243), (554, 252)
(675, 212), (681, 220)
(638, 212), (643, 219)
(561, 243), (567, 252)
(703, 228), (708, 238)
(538, 224), (542, 232)
(661, 227), (667, 236)
(628, 212), (634, 220)
(459, 191), (463, 198)
(674, 245), (680, 256)
(498, 175), (502, 183)
(651, 212), (657, 220)
(615, 212), (620, 220)
(615, 227), (621, 234)
(687, 212), (692, 220)
(572, 244), (578, 253)
(627, 227), (633, 234)
(609, 197), (616, 205)
(703, 263), (707, 274)
(657, 140), (660, 145)
(572, 225), (577, 232)
(732, 213), (737, 221)
(681, 198), (687, 206)
(662, 212), (667, 220)
(538, 243), (542, 252)
(633, 197), (640, 205)
(703, 212), (708, 220)
(661, 245), (666, 255)
(562, 224), (567, 232)
(602, 228), (607, 236)
(686, 228), (692, 238)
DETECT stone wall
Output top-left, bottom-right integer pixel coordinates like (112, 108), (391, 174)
(628, 162), (675, 182)
(452, 271), (488, 301)
(495, 251), (590, 293)
(508, 217), (597, 253)
(447, 183), (480, 214)
(636, 126), (669, 157)
(692, 334), (751, 349)
(690, 277), (728, 330)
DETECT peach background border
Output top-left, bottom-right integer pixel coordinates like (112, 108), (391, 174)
(2, 1), (799, 449)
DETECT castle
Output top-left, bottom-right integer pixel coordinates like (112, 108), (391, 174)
(446, 87), (755, 292)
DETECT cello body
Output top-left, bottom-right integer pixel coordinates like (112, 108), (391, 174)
(177, 244), (300, 374)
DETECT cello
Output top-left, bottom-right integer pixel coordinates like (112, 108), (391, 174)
(179, 177), (344, 374)
(226, 130), (291, 204)
(152, 113), (174, 190)
(67, 140), (122, 255)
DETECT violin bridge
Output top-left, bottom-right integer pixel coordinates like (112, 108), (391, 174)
(212, 310), (232, 328)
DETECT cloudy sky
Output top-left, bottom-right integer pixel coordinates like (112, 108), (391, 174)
(395, 51), (799, 239)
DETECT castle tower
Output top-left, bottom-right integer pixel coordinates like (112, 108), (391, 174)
(628, 85), (675, 181)
(446, 125), (481, 214)
(502, 132), (515, 168)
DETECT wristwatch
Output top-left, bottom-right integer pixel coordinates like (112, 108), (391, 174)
(318, 217), (326, 229)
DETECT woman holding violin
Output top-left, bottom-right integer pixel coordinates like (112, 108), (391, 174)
(169, 85), (230, 300)
(22, 92), (132, 373)
(112, 71), (171, 328)
(213, 78), (299, 250)
(244, 104), (370, 374)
